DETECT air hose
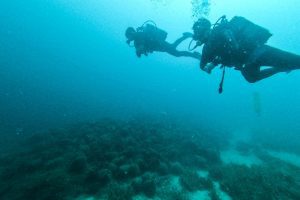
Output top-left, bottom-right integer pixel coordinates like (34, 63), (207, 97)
(218, 65), (226, 94)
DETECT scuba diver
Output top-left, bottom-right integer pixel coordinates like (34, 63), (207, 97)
(125, 21), (201, 60)
(191, 16), (300, 87)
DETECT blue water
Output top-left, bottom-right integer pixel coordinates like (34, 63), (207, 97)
(1, 0), (300, 134)
(1, 1), (300, 199)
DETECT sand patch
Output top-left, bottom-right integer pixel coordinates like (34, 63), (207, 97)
(221, 149), (262, 167)
(268, 150), (300, 168)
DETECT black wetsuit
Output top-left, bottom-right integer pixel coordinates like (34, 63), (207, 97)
(200, 22), (241, 70)
(133, 30), (158, 57)
(133, 25), (200, 59)
(200, 17), (300, 82)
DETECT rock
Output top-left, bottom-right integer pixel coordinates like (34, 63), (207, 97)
(132, 173), (156, 197)
(68, 156), (87, 174)
(169, 162), (184, 175)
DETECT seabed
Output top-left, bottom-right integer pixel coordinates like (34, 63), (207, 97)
(0, 117), (299, 200)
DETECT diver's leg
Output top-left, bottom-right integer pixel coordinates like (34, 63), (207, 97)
(241, 63), (261, 83)
(256, 45), (300, 71)
(258, 67), (285, 81)
(242, 63), (284, 83)
(241, 45), (300, 83)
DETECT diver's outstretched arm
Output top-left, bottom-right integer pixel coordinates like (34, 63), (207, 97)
(171, 32), (193, 48)
(168, 49), (201, 60)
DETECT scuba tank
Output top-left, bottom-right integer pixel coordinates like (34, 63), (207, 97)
(228, 16), (272, 51)
(137, 20), (168, 42)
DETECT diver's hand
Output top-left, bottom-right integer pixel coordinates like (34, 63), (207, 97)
(193, 52), (201, 58)
(136, 45), (147, 57)
(203, 63), (216, 74)
(136, 51), (148, 58)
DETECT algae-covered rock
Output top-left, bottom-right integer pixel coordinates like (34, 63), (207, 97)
(85, 168), (111, 186)
(169, 162), (184, 175)
(6, 117), (292, 200)
(106, 183), (134, 200)
(112, 164), (140, 180)
(131, 173), (157, 197)
(214, 164), (300, 200)
(180, 169), (213, 192)
(68, 155), (87, 174)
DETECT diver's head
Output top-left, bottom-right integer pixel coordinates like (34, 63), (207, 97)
(192, 18), (211, 45)
(125, 27), (136, 44)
